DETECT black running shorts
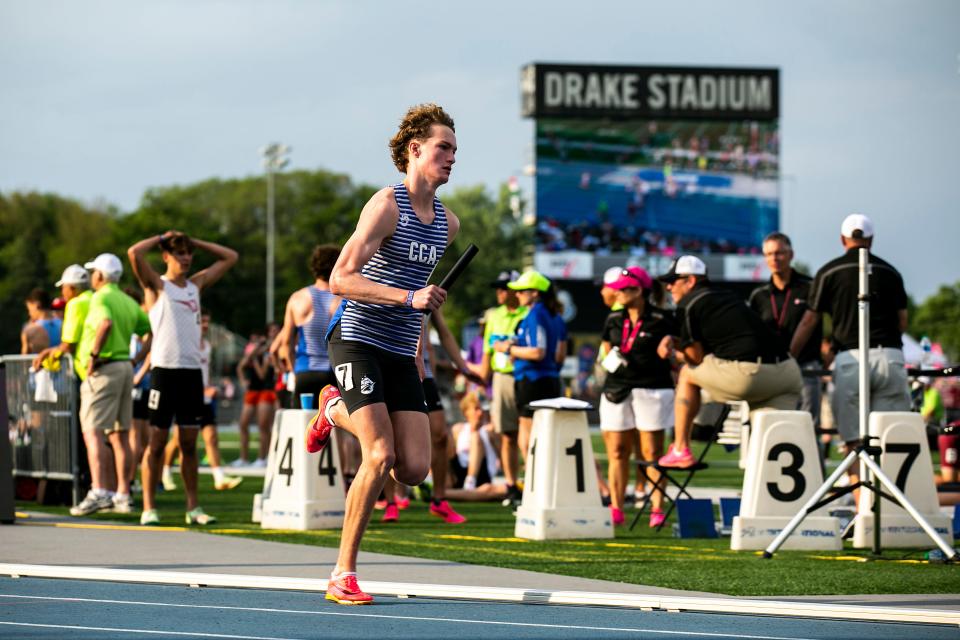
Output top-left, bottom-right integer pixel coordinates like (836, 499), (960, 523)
(422, 377), (444, 413)
(148, 367), (205, 429)
(328, 324), (427, 415)
(291, 369), (336, 409)
(515, 376), (562, 419)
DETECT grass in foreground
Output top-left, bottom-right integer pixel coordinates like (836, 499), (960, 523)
(17, 438), (959, 597)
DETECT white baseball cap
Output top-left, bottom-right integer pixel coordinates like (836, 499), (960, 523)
(658, 255), (707, 283)
(602, 266), (624, 287)
(841, 213), (874, 239)
(84, 253), (123, 278)
(55, 264), (90, 287)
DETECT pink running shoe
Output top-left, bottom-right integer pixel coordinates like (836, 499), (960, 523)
(429, 500), (466, 524)
(306, 385), (340, 454)
(374, 499), (387, 510)
(396, 497), (410, 510)
(649, 509), (666, 528)
(658, 445), (694, 468)
(325, 572), (373, 605)
(610, 506), (625, 526)
(382, 502), (399, 523)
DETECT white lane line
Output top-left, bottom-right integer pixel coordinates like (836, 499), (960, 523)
(0, 594), (820, 639)
(0, 622), (304, 640)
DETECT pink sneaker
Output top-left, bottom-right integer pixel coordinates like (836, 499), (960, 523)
(382, 502), (399, 523)
(429, 500), (466, 524)
(306, 385), (340, 454)
(396, 497), (410, 510)
(374, 499), (387, 510)
(658, 445), (694, 468)
(610, 506), (625, 526)
(325, 572), (373, 605)
(649, 509), (666, 528)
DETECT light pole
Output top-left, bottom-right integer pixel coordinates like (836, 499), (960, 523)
(260, 142), (291, 324)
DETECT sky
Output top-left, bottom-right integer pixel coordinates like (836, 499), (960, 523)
(2, 0), (958, 300)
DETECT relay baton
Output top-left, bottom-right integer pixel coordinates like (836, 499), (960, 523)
(425, 243), (479, 314)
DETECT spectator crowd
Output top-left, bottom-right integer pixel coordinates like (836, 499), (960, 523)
(12, 212), (957, 531)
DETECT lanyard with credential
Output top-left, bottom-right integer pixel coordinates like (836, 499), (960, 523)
(620, 317), (644, 353)
(769, 289), (791, 329)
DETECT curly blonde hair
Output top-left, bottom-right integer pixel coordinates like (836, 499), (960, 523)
(389, 103), (455, 173)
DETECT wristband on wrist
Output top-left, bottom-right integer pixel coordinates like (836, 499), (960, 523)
(404, 290), (415, 307)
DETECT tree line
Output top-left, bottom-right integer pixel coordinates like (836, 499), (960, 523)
(1, 171), (956, 360)
(0, 169), (531, 352)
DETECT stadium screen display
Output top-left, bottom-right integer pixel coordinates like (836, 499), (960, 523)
(523, 64), (780, 279)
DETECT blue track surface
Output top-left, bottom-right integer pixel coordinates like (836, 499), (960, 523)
(0, 578), (955, 640)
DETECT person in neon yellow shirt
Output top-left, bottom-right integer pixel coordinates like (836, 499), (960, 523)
(71, 253), (151, 517)
(477, 270), (527, 505)
(33, 265), (93, 378)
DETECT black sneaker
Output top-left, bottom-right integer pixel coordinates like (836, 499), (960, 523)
(501, 484), (522, 508)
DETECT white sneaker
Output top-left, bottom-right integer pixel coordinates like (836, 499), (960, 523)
(162, 470), (178, 491)
(229, 458), (248, 468)
(214, 475), (243, 491)
(140, 509), (160, 526)
(185, 507), (217, 525)
(70, 491), (113, 516)
(251, 458), (267, 468)
(112, 493), (134, 514)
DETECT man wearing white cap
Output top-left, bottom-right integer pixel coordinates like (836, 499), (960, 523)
(34, 265), (92, 379)
(657, 255), (802, 467)
(791, 214), (911, 490)
(33, 265), (94, 494)
(70, 253), (151, 516)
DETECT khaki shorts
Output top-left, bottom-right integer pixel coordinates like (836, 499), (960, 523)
(491, 371), (519, 434)
(687, 354), (802, 411)
(80, 360), (133, 434)
(832, 348), (911, 443)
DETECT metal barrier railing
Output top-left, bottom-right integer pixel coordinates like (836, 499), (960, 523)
(2, 354), (79, 504)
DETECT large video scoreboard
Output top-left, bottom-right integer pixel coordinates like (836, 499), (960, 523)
(522, 63), (780, 287)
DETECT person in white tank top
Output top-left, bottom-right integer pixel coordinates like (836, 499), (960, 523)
(161, 312), (243, 494)
(128, 230), (237, 527)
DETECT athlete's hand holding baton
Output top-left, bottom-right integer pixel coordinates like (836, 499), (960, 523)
(407, 244), (480, 314)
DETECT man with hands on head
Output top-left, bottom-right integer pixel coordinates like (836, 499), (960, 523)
(127, 229), (238, 526)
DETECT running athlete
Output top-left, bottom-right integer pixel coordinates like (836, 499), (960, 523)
(127, 230), (238, 526)
(306, 103), (459, 605)
(275, 244), (342, 407)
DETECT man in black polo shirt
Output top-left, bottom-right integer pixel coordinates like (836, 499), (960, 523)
(790, 214), (910, 487)
(657, 256), (803, 467)
(748, 232), (823, 427)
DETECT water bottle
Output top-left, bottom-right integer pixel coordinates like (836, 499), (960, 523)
(920, 336), (932, 368)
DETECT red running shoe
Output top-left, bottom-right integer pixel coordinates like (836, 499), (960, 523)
(382, 502), (399, 523)
(325, 572), (373, 605)
(306, 385), (341, 454)
(429, 500), (466, 524)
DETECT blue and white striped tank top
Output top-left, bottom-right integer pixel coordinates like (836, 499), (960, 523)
(339, 183), (448, 357)
(295, 286), (334, 372)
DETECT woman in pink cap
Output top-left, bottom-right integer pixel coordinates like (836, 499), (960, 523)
(598, 267), (677, 528)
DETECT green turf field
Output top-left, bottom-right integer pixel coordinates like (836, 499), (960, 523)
(17, 433), (960, 596)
